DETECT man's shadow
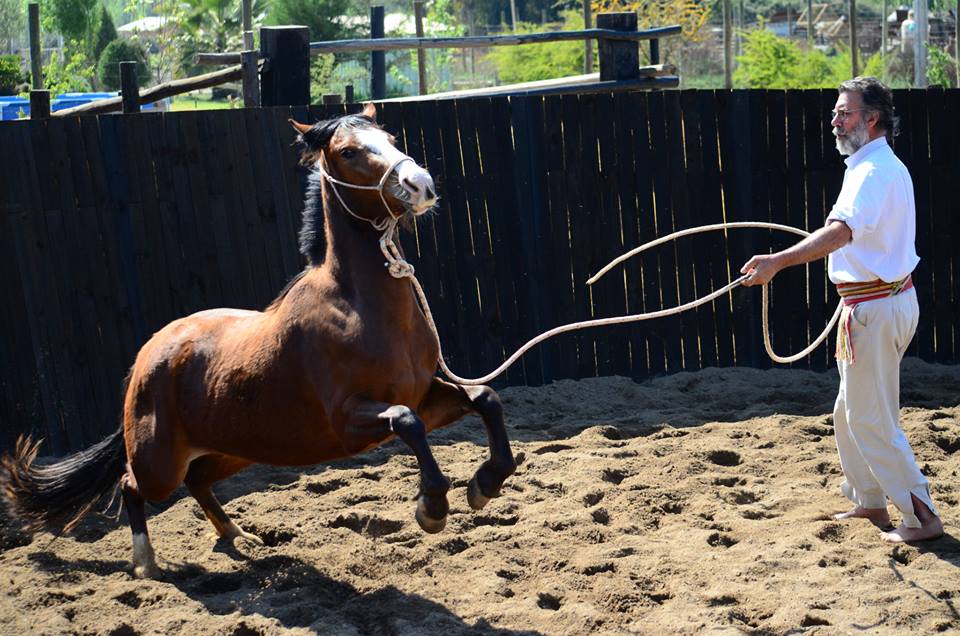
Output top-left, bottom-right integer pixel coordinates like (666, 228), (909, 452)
(27, 549), (544, 635)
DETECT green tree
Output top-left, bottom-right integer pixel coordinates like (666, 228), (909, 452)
(93, 4), (117, 61)
(0, 0), (24, 52)
(44, 42), (95, 92)
(268, 0), (359, 41)
(96, 38), (150, 89)
(175, 0), (267, 76)
(46, 0), (98, 40)
(734, 29), (885, 89)
(0, 53), (23, 93)
(485, 10), (584, 83)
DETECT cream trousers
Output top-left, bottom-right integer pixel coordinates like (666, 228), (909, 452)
(833, 287), (936, 528)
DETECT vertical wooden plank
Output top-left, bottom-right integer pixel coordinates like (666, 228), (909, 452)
(802, 90), (829, 371)
(906, 89), (934, 361)
(258, 107), (302, 285)
(666, 90), (701, 371)
(466, 98), (527, 384)
(764, 90), (787, 363)
(0, 123), (46, 449)
(946, 90), (960, 361)
(10, 121), (69, 454)
(509, 96), (553, 385)
(541, 95), (579, 380)
(45, 116), (117, 446)
(79, 115), (132, 424)
(592, 92), (631, 377)
(647, 90), (683, 373)
(395, 100), (449, 369)
(571, 94), (616, 376)
(610, 92), (649, 378)
(924, 89), (953, 362)
(437, 99), (484, 377)
(697, 90), (735, 369)
(630, 91), (665, 376)
(265, 105), (307, 285)
(680, 90), (717, 370)
(782, 91), (812, 364)
(99, 114), (149, 356)
(228, 109), (275, 306)
(561, 94), (595, 379)
(415, 98), (471, 374)
(716, 90), (753, 369)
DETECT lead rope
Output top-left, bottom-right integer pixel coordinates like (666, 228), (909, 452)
(377, 221), (843, 385)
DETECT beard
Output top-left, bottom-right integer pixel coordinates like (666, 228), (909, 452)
(834, 118), (871, 156)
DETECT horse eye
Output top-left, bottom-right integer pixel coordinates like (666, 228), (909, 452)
(341, 148), (358, 159)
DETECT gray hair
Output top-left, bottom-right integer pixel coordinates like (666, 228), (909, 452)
(839, 76), (899, 143)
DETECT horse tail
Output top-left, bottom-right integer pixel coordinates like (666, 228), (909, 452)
(1, 427), (127, 534)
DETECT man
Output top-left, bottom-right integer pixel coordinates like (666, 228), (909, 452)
(740, 77), (942, 544)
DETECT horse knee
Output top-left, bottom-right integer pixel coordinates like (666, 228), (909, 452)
(468, 386), (503, 421)
(387, 405), (425, 441)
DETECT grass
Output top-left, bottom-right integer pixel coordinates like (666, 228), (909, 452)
(170, 92), (236, 111)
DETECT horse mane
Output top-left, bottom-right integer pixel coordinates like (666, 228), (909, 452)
(295, 113), (379, 266)
(269, 112), (385, 313)
(265, 269), (309, 312)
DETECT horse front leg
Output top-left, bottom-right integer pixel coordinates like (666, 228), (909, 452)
(419, 379), (516, 511)
(342, 398), (450, 533)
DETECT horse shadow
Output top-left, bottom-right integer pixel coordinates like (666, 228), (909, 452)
(27, 549), (543, 635)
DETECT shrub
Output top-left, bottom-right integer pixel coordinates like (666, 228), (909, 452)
(96, 39), (150, 90)
(485, 11), (584, 84)
(0, 53), (22, 95)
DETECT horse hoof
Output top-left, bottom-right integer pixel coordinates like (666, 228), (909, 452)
(467, 476), (492, 511)
(132, 563), (161, 579)
(415, 498), (447, 534)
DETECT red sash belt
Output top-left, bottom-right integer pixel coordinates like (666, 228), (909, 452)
(835, 275), (913, 363)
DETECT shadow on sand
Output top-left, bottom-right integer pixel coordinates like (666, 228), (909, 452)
(27, 548), (543, 635)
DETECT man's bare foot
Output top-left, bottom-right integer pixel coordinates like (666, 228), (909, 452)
(880, 517), (944, 543)
(881, 495), (943, 543)
(833, 506), (892, 529)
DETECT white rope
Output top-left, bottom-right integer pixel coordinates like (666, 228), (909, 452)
(379, 221), (843, 385)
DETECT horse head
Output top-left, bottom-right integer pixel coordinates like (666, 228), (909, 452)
(290, 103), (437, 228)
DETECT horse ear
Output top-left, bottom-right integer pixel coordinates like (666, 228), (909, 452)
(289, 119), (312, 137)
(362, 102), (377, 121)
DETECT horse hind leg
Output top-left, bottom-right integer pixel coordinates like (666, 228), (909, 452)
(120, 470), (161, 579)
(419, 380), (516, 511)
(183, 454), (262, 546)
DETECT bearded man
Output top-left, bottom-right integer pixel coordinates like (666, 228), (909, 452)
(740, 77), (942, 543)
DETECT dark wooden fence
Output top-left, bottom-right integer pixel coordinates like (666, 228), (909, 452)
(2, 89), (958, 455)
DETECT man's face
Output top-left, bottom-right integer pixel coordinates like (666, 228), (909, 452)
(832, 91), (872, 156)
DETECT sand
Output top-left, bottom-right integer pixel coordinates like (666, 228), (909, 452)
(1, 359), (958, 635)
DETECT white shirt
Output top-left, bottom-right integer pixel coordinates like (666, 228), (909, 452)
(826, 137), (919, 284)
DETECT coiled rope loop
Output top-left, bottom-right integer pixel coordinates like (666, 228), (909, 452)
(380, 221), (842, 386)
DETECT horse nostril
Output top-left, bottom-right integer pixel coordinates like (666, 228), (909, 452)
(402, 177), (420, 194)
(426, 186), (436, 200)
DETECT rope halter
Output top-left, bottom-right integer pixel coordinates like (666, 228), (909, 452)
(317, 154), (416, 232)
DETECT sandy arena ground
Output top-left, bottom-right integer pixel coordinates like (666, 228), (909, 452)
(1, 359), (958, 635)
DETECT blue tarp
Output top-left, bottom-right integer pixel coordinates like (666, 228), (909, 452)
(0, 93), (170, 120)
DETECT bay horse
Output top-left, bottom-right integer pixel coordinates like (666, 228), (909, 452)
(1, 103), (517, 578)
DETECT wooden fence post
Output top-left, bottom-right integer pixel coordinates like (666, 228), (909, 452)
(260, 26), (310, 107)
(371, 6), (386, 100)
(414, 1), (428, 95)
(29, 89), (50, 118)
(596, 12), (638, 81)
(120, 61), (141, 113)
(345, 84), (354, 103)
(241, 50), (260, 107)
(583, 1), (594, 74)
(28, 3), (42, 89)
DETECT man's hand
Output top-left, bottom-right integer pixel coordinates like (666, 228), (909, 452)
(740, 220), (852, 287)
(740, 254), (784, 286)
